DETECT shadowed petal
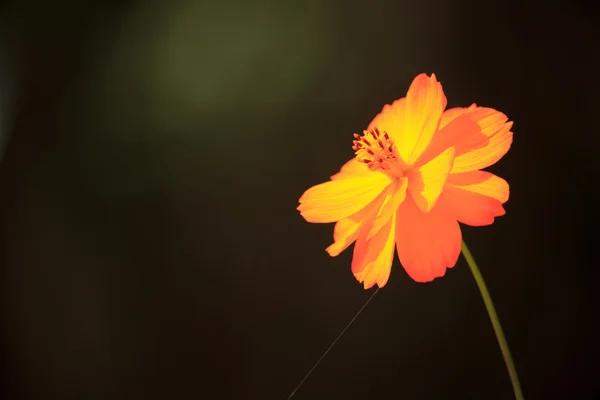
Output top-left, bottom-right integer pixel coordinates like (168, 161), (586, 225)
(326, 190), (388, 256)
(351, 215), (397, 289)
(416, 113), (487, 167)
(408, 146), (455, 213)
(395, 195), (462, 282)
(439, 103), (478, 129)
(436, 171), (509, 226)
(440, 106), (513, 173)
(367, 177), (408, 239)
(448, 171), (509, 202)
(437, 187), (505, 227)
(298, 174), (392, 223)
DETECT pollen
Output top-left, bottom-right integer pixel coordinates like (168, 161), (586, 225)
(352, 128), (396, 171)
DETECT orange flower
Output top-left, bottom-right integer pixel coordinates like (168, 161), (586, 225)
(297, 73), (513, 289)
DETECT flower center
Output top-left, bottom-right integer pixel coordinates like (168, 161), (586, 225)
(353, 128), (404, 175)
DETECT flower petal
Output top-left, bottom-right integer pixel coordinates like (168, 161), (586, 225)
(367, 98), (406, 143)
(395, 195), (462, 282)
(416, 113), (487, 167)
(330, 158), (373, 180)
(401, 73), (447, 165)
(402, 74), (448, 161)
(439, 104), (478, 129)
(326, 190), (388, 256)
(368, 73), (447, 166)
(444, 106), (514, 173)
(366, 177), (408, 239)
(447, 171), (509, 203)
(437, 187), (504, 227)
(298, 174), (391, 223)
(436, 171), (509, 226)
(351, 215), (397, 289)
(408, 146), (455, 213)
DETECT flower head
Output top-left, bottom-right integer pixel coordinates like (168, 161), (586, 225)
(297, 73), (513, 289)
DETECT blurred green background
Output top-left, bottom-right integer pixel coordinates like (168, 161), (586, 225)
(0, 0), (597, 399)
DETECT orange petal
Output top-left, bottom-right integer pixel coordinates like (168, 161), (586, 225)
(439, 103), (478, 129)
(444, 107), (513, 173)
(407, 146), (455, 213)
(436, 171), (509, 226)
(447, 171), (509, 203)
(326, 189), (388, 256)
(368, 74), (447, 166)
(366, 177), (408, 239)
(416, 113), (487, 167)
(330, 158), (373, 180)
(298, 174), (392, 223)
(437, 187), (504, 227)
(351, 215), (397, 289)
(395, 195), (462, 282)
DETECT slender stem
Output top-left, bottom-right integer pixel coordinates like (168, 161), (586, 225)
(461, 240), (524, 400)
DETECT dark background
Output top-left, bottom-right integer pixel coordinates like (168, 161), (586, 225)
(0, 0), (598, 399)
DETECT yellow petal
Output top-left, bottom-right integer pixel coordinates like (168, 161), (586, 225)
(366, 177), (408, 239)
(367, 74), (447, 166)
(326, 189), (388, 256)
(351, 214), (397, 289)
(400, 73), (447, 165)
(367, 98), (407, 153)
(298, 174), (392, 223)
(330, 158), (373, 180)
(408, 146), (455, 213)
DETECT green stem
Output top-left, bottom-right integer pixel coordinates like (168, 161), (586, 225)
(461, 240), (524, 400)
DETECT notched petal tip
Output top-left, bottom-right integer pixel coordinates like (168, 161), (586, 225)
(352, 216), (396, 290)
(358, 277), (388, 290)
(409, 267), (448, 283)
(413, 72), (439, 84)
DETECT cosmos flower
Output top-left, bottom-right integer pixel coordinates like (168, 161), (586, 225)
(297, 73), (513, 289)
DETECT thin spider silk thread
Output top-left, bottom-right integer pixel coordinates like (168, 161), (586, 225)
(287, 287), (381, 399)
